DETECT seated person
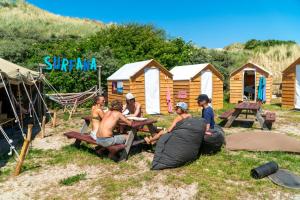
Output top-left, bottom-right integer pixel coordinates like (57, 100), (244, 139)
(196, 94), (215, 135)
(90, 95), (105, 140)
(122, 93), (142, 117)
(96, 100), (133, 147)
(144, 102), (192, 144)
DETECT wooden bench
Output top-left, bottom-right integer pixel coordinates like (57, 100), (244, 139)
(263, 112), (276, 129)
(64, 131), (145, 162)
(219, 109), (235, 120)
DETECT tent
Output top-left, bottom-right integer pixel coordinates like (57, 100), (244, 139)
(229, 62), (273, 104)
(282, 57), (300, 109)
(107, 59), (173, 114)
(170, 63), (224, 111)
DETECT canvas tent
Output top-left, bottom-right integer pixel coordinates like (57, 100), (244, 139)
(282, 57), (300, 109)
(229, 62), (273, 104)
(107, 59), (173, 114)
(0, 58), (43, 128)
(170, 63), (224, 111)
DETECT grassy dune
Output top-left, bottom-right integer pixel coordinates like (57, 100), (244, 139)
(0, 2), (105, 39)
(250, 44), (300, 83)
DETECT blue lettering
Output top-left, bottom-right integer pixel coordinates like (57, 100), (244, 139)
(44, 56), (52, 70)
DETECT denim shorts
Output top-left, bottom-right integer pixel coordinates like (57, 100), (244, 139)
(96, 135), (127, 147)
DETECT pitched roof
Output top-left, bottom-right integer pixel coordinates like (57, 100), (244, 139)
(230, 62), (272, 76)
(0, 58), (39, 80)
(282, 57), (300, 73)
(170, 63), (223, 80)
(107, 59), (174, 81)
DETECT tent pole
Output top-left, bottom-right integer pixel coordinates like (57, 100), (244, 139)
(38, 64), (44, 119)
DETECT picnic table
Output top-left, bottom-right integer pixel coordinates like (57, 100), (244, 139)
(65, 116), (158, 161)
(223, 102), (270, 130)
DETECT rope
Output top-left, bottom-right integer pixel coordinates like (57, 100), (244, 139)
(29, 73), (53, 121)
(18, 73), (42, 131)
(0, 72), (26, 139)
(0, 126), (20, 160)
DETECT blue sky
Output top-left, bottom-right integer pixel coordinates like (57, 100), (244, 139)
(28, 0), (300, 48)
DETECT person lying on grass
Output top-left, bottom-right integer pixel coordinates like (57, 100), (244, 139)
(122, 93), (142, 117)
(96, 100), (133, 147)
(196, 94), (215, 135)
(144, 102), (192, 144)
(90, 95), (105, 140)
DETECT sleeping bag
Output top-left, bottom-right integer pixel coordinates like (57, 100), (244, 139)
(151, 118), (206, 170)
(200, 125), (225, 155)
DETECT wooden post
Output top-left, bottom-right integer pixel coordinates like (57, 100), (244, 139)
(97, 65), (102, 95)
(14, 124), (33, 176)
(41, 116), (46, 138)
(52, 110), (57, 127)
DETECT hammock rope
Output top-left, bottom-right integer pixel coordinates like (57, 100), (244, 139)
(0, 126), (20, 160)
(28, 73), (53, 121)
(18, 73), (42, 131)
(0, 72), (26, 139)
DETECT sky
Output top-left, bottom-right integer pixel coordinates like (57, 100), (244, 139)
(27, 0), (300, 48)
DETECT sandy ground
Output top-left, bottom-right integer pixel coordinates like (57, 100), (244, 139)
(1, 110), (300, 199)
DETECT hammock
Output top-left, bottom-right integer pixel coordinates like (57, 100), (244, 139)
(42, 76), (99, 119)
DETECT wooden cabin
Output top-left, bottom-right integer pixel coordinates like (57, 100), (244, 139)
(282, 57), (300, 109)
(170, 63), (224, 111)
(229, 62), (273, 104)
(107, 59), (173, 114)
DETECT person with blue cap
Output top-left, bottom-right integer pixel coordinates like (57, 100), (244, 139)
(144, 102), (192, 144)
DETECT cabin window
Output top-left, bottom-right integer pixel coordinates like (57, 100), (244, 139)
(112, 81), (123, 94)
(243, 70), (256, 101)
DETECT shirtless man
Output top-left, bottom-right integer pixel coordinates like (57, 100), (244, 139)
(122, 93), (142, 117)
(96, 100), (133, 147)
(90, 95), (106, 140)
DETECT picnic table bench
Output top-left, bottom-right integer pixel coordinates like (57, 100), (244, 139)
(219, 102), (275, 130)
(64, 118), (158, 161)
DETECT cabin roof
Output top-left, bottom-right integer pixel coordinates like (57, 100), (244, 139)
(282, 57), (300, 74)
(170, 63), (223, 80)
(107, 59), (171, 81)
(230, 62), (272, 76)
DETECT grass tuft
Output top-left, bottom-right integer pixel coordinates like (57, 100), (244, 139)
(59, 173), (86, 186)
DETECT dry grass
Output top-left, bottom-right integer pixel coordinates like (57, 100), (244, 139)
(249, 44), (300, 83)
(0, 3), (106, 38)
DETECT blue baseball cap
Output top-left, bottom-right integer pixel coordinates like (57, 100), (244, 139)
(176, 102), (188, 111)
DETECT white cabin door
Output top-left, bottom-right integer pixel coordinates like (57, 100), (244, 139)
(295, 65), (300, 109)
(144, 67), (160, 114)
(201, 70), (213, 99)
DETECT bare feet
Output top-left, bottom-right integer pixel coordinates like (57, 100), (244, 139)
(144, 137), (151, 144)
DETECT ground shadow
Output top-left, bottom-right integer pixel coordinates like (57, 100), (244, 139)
(0, 117), (41, 169)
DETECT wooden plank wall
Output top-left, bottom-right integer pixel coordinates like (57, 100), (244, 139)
(107, 80), (130, 105)
(190, 76), (201, 112)
(159, 71), (173, 114)
(230, 67), (272, 104)
(173, 80), (190, 108)
(130, 72), (146, 112)
(282, 65), (296, 108)
(130, 68), (173, 114)
(229, 71), (243, 104)
(212, 73), (224, 109)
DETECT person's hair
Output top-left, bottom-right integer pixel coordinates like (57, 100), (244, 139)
(110, 100), (123, 111)
(126, 98), (135, 104)
(93, 95), (104, 105)
(208, 98), (212, 104)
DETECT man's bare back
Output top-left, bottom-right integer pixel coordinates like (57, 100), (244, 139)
(97, 110), (132, 138)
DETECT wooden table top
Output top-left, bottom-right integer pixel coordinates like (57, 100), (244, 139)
(235, 102), (260, 110)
